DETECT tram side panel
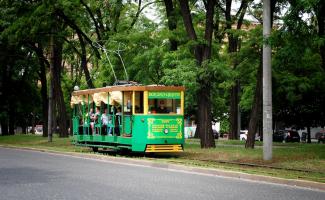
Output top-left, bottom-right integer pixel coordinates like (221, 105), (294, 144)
(131, 115), (147, 152)
(131, 115), (184, 152)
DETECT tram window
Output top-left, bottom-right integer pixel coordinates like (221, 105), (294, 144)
(134, 91), (144, 114)
(123, 91), (132, 114)
(75, 103), (83, 120)
(148, 99), (181, 114)
(73, 103), (81, 117)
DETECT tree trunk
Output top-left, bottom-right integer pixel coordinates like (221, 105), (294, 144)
(226, 0), (239, 140)
(178, 0), (203, 63)
(225, 0), (249, 140)
(21, 118), (27, 134)
(193, 128), (199, 138)
(8, 96), (16, 135)
(52, 102), (57, 134)
(39, 53), (49, 137)
(31, 113), (35, 134)
(164, 0), (177, 51)
(8, 106), (15, 135)
(48, 33), (55, 142)
(31, 43), (49, 137)
(51, 38), (68, 138)
(229, 82), (239, 139)
(197, 85), (215, 148)
(1, 121), (8, 136)
(246, 59), (263, 148)
(259, 118), (263, 140)
(77, 32), (94, 88)
(213, 9), (223, 43)
(307, 126), (311, 143)
(1, 63), (10, 136)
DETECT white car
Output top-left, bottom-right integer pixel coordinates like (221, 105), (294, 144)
(35, 125), (43, 135)
(240, 130), (261, 141)
(240, 130), (248, 141)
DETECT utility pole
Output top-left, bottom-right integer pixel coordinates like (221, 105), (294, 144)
(237, 80), (241, 139)
(48, 33), (54, 142)
(263, 0), (272, 160)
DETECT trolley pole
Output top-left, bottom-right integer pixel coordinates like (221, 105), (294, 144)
(263, 0), (272, 160)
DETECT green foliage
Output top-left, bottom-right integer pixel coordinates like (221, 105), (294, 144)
(61, 72), (75, 118)
(1, 0), (324, 134)
(220, 117), (230, 134)
(0, 40), (42, 128)
(161, 49), (198, 113)
(271, 0), (325, 128)
(236, 26), (262, 112)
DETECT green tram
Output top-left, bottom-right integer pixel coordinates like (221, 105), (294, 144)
(71, 84), (185, 153)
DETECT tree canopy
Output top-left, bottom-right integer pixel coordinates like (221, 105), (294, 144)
(0, 0), (324, 147)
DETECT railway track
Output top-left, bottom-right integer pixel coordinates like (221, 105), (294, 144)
(190, 158), (324, 174)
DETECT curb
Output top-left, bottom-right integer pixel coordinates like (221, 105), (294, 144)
(1, 145), (324, 191)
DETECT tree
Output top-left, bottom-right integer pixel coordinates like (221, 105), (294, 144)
(0, 41), (41, 136)
(272, 18), (325, 143)
(177, 0), (216, 148)
(163, 0), (178, 51)
(223, 0), (250, 140)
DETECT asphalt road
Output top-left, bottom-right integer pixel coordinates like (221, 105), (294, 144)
(0, 147), (324, 200)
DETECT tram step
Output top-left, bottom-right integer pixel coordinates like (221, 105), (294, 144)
(145, 144), (183, 153)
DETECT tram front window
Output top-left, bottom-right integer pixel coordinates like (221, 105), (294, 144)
(148, 99), (181, 114)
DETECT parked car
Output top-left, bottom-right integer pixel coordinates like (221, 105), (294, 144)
(27, 126), (33, 133)
(285, 130), (300, 142)
(254, 133), (261, 141)
(239, 130), (260, 141)
(317, 132), (325, 144)
(240, 130), (248, 141)
(273, 130), (285, 142)
(35, 125), (43, 135)
(273, 130), (300, 143)
(301, 132), (307, 142)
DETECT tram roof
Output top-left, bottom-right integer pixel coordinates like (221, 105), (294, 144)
(72, 85), (185, 96)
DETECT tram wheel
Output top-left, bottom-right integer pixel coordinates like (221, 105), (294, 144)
(92, 147), (98, 152)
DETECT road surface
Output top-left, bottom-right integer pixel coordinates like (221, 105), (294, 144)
(0, 147), (323, 200)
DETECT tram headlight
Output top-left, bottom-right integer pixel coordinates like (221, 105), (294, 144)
(164, 128), (169, 134)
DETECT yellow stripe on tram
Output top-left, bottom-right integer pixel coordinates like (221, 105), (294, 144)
(146, 145), (183, 152)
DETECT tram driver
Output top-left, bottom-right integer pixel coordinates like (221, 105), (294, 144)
(157, 100), (169, 113)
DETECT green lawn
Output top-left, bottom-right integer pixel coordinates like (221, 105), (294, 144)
(174, 139), (325, 182)
(0, 134), (90, 153)
(0, 134), (324, 183)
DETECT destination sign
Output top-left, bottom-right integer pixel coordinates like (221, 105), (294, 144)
(148, 91), (181, 99)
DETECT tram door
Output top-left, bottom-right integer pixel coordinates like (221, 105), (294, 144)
(122, 91), (133, 135)
(72, 105), (80, 135)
